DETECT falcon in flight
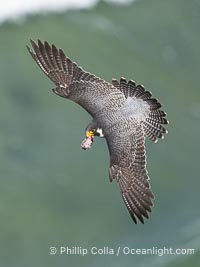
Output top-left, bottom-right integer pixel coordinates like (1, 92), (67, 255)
(27, 40), (169, 224)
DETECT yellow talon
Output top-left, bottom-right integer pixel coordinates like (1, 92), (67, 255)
(86, 130), (94, 138)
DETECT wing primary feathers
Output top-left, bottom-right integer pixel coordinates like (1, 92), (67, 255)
(37, 40), (51, 70)
(123, 193), (145, 224)
(44, 41), (57, 69)
(108, 125), (155, 224)
(27, 40), (83, 90)
(127, 190), (149, 219)
(31, 40), (49, 72)
(122, 194), (138, 224)
(27, 42), (49, 76)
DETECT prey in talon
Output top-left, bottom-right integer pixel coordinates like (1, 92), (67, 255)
(81, 124), (104, 150)
(81, 130), (94, 150)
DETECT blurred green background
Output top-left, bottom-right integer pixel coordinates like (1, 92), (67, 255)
(0, 0), (200, 266)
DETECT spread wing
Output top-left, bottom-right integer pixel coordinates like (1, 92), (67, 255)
(27, 40), (125, 116)
(107, 120), (154, 224)
(27, 39), (97, 88)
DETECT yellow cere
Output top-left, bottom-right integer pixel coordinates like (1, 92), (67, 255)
(86, 130), (94, 138)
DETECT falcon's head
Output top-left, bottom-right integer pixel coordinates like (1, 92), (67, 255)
(85, 127), (104, 138)
(81, 126), (104, 150)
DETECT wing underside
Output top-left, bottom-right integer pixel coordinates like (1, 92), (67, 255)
(27, 40), (168, 224)
(107, 121), (154, 224)
(27, 40), (126, 116)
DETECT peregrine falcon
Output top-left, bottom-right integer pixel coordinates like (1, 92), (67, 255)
(27, 40), (169, 224)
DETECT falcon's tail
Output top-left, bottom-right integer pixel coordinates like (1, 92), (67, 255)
(143, 109), (168, 142)
(112, 77), (169, 143)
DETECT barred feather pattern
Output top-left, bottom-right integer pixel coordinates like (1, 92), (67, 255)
(112, 77), (169, 142)
(27, 40), (125, 116)
(28, 40), (169, 224)
(27, 40), (108, 98)
(107, 121), (154, 224)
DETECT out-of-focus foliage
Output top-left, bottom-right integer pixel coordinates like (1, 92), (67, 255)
(0, 0), (200, 266)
